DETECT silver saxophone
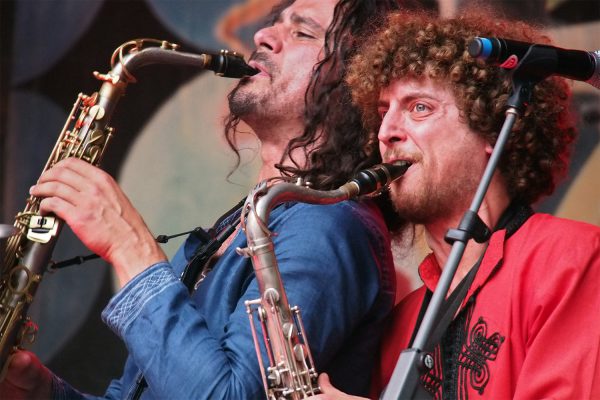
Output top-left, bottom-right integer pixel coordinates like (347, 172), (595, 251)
(0, 38), (257, 380)
(237, 161), (410, 399)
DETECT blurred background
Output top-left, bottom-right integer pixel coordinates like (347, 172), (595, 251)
(0, 0), (598, 394)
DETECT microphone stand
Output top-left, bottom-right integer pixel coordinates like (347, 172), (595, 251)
(381, 47), (555, 399)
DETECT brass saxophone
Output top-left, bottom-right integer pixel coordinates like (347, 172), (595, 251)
(0, 38), (257, 380)
(237, 162), (410, 400)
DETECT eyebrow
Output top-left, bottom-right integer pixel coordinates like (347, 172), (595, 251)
(378, 92), (439, 107)
(290, 12), (326, 35)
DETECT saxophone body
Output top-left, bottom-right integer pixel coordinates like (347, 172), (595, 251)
(237, 162), (410, 400)
(0, 38), (256, 380)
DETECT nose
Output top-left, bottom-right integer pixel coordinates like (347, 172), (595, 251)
(253, 24), (282, 53)
(378, 111), (407, 147)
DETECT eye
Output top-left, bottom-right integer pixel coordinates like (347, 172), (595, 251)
(292, 30), (316, 39)
(413, 102), (430, 112)
(377, 108), (388, 119)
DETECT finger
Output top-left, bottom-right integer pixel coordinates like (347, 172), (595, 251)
(37, 159), (120, 208)
(38, 162), (89, 193)
(54, 157), (96, 176)
(38, 196), (76, 221)
(55, 158), (121, 202)
(30, 180), (80, 209)
(58, 157), (112, 185)
(318, 373), (333, 391)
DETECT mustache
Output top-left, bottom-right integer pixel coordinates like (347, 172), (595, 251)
(383, 149), (419, 163)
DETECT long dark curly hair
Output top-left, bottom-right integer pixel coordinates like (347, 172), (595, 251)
(347, 9), (577, 205)
(223, 0), (404, 190)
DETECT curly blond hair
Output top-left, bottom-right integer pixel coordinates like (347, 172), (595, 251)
(347, 9), (576, 204)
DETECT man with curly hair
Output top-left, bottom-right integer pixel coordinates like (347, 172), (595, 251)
(312, 8), (600, 400)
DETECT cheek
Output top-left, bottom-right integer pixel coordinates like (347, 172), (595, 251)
(285, 48), (320, 75)
(379, 142), (387, 157)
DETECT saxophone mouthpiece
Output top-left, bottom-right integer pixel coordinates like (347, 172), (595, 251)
(351, 161), (411, 196)
(206, 50), (259, 78)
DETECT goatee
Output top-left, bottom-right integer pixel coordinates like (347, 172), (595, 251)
(228, 80), (255, 117)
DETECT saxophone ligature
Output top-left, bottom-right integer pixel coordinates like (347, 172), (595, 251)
(0, 38), (257, 380)
(237, 161), (410, 400)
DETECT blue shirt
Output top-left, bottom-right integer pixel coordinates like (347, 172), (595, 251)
(53, 200), (395, 399)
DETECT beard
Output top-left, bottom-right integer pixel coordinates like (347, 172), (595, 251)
(390, 168), (480, 225)
(228, 79), (258, 117)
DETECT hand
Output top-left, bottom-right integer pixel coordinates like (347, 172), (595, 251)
(30, 158), (167, 286)
(0, 351), (52, 400)
(308, 373), (369, 399)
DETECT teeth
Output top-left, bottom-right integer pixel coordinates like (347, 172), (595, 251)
(393, 160), (411, 168)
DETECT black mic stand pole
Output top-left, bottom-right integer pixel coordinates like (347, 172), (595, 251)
(381, 47), (553, 400)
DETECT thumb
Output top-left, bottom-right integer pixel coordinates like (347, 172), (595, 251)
(317, 373), (369, 399)
(3, 350), (52, 395)
(318, 373), (348, 395)
(318, 373), (334, 392)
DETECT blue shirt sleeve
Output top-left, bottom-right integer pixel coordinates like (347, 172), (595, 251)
(62, 200), (394, 400)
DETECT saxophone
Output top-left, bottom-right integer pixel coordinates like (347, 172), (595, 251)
(0, 38), (257, 380)
(237, 161), (410, 400)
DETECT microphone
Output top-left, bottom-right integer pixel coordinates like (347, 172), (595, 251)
(468, 37), (600, 89)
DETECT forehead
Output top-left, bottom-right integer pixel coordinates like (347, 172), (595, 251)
(280, 0), (337, 28)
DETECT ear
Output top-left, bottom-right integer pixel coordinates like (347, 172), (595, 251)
(485, 143), (494, 155)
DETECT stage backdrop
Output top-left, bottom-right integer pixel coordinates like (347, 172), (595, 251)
(0, 0), (598, 394)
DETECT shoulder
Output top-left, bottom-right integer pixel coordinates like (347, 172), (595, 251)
(514, 213), (600, 249)
(268, 200), (394, 288)
(271, 200), (388, 238)
(274, 199), (383, 220)
(523, 213), (599, 235)
(505, 213), (600, 284)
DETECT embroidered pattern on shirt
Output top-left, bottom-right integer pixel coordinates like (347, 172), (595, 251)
(458, 316), (505, 395)
(103, 265), (178, 336)
(421, 300), (505, 399)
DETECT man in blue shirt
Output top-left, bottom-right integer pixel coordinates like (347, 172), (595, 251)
(1, 0), (399, 398)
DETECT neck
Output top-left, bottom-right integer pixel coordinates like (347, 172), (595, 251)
(424, 176), (510, 292)
(249, 117), (310, 183)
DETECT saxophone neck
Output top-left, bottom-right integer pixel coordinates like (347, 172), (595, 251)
(242, 178), (351, 246)
(244, 161), (411, 239)
(94, 38), (258, 86)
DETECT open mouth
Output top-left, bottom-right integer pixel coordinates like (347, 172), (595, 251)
(248, 61), (270, 78)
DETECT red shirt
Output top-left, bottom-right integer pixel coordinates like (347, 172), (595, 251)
(373, 213), (600, 399)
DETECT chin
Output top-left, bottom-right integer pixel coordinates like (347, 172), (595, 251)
(390, 188), (432, 224)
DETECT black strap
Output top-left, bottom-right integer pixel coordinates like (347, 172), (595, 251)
(180, 197), (246, 292)
(424, 253), (482, 352)
(494, 201), (533, 239)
